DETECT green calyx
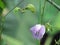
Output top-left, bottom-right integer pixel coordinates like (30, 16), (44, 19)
(45, 23), (52, 32)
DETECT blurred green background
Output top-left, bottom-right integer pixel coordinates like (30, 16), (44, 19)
(0, 0), (60, 45)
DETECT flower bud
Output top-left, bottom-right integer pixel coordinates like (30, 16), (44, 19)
(25, 4), (36, 13)
(45, 23), (52, 32)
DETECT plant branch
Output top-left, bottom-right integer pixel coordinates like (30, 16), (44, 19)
(47, 0), (60, 11)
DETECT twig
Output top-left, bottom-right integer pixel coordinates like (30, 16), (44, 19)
(47, 0), (60, 11)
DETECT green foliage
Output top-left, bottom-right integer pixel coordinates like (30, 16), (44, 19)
(0, 0), (5, 9)
(0, 0), (5, 15)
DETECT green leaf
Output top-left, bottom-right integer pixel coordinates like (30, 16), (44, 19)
(0, 0), (5, 9)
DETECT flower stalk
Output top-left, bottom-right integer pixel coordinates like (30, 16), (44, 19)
(38, 0), (41, 24)
(41, 0), (46, 24)
(39, 0), (46, 45)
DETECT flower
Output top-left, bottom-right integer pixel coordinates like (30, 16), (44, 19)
(30, 24), (45, 40)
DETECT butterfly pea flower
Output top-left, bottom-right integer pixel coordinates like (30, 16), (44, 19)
(30, 24), (45, 40)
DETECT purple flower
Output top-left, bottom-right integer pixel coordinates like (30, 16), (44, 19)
(30, 24), (45, 40)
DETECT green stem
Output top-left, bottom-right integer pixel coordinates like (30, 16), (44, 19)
(38, 0), (41, 45)
(41, 0), (46, 24)
(38, 0), (41, 24)
(39, 0), (46, 45)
